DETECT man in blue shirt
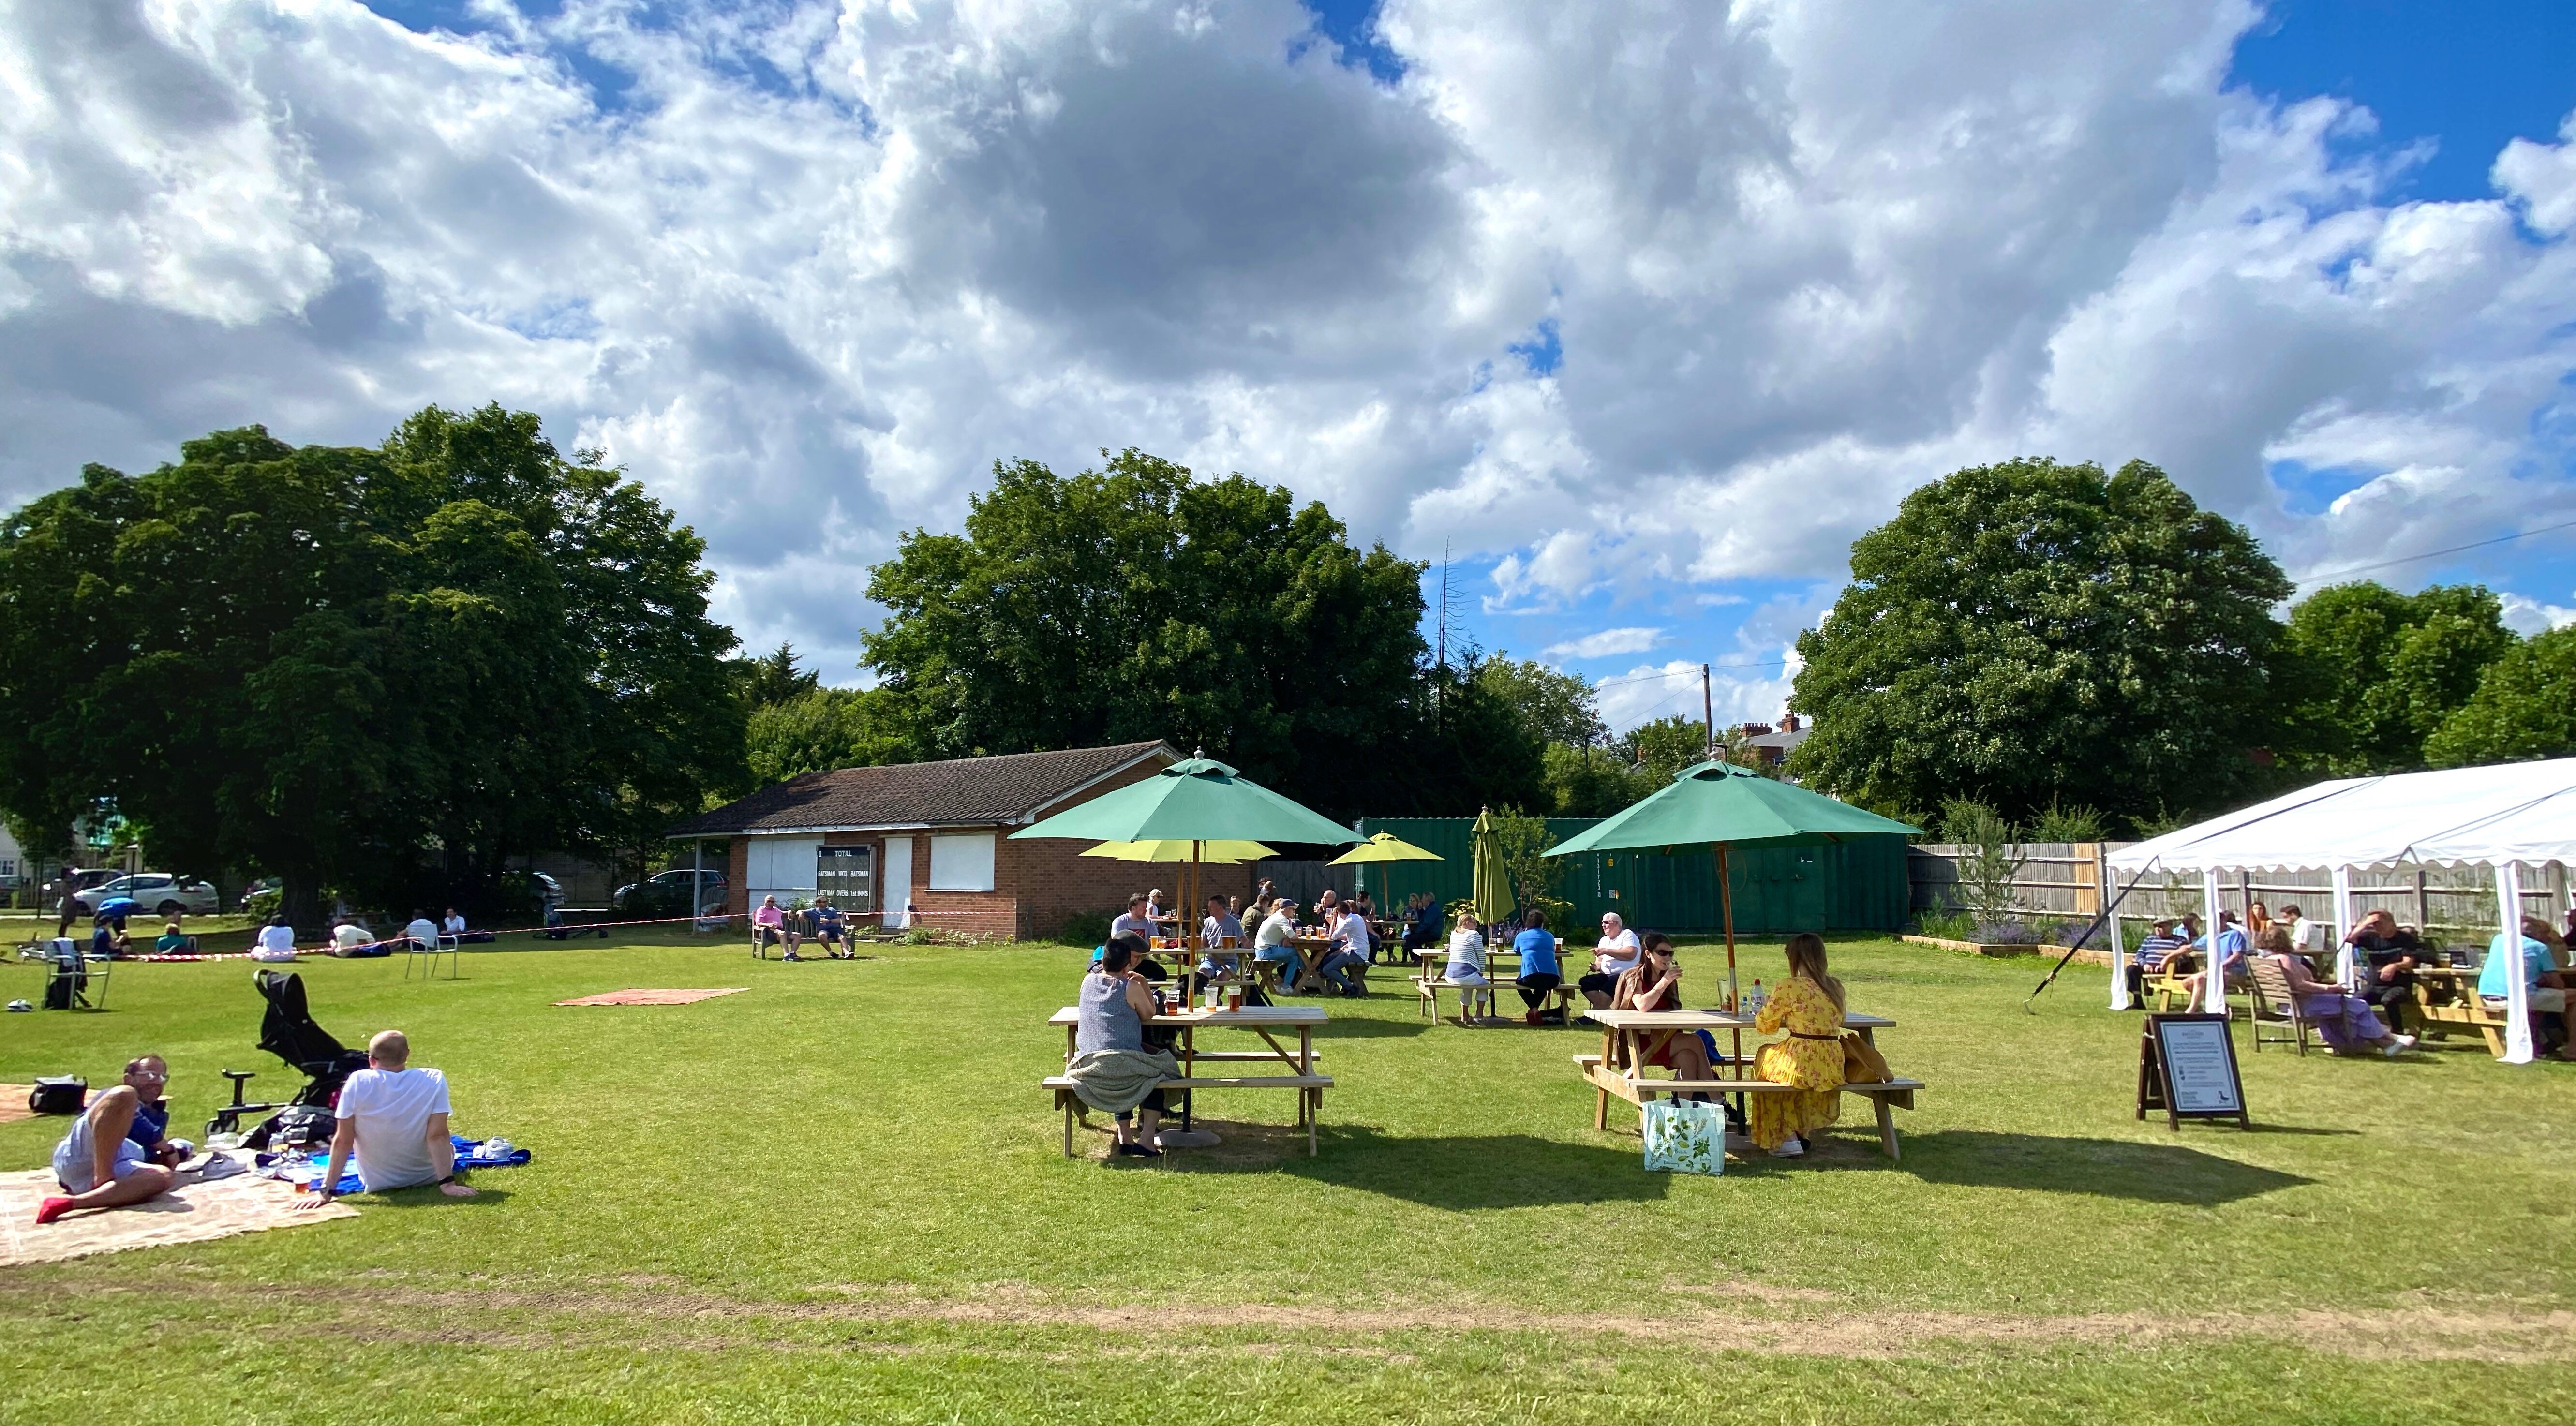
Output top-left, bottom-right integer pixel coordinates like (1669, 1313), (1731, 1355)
(1512, 909), (1563, 1025)
(812, 898), (849, 959)
(2482, 916), (2574, 1059)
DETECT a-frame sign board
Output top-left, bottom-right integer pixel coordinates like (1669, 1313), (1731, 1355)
(2137, 1013), (2250, 1130)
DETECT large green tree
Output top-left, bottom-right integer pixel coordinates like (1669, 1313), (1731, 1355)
(746, 687), (920, 784)
(0, 405), (744, 926)
(2425, 626), (2576, 767)
(2273, 582), (2516, 773)
(1787, 458), (2292, 826)
(862, 450), (1534, 818)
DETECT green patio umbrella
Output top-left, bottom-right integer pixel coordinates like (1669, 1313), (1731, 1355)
(1543, 760), (1919, 1007)
(1013, 755), (1360, 949)
(1470, 808), (1515, 934)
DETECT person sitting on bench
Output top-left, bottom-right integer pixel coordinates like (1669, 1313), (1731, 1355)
(1195, 894), (1243, 981)
(812, 898), (849, 958)
(1251, 897), (1300, 990)
(297, 1030), (477, 1207)
(752, 896), (786, 955)
(1513, 909), (1563, 1024)
(34, 1055), (182, 1225)
(1612, 933), (1713, 1090)
(1580, 913), (1640, 1008)
(1314, 903), (1370, 996)
(2130, 918), (2186, 1000)
(1068, 937), (1177, 1158)
(1749, 933), (1847, 1159)
(2260, 927), (2416, 1056)
(2483, 915), (2576, 1060)
(1444, 909), (1490, 989)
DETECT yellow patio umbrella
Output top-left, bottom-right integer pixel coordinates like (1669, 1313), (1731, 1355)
(1329, 831), (1441, 905)
(1470, 807), (1515, 933)
(1327, 832), (1442, 866)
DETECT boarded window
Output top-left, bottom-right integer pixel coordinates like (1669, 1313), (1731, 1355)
(929, 833), (996, 892)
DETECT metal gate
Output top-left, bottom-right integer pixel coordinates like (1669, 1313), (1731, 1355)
(817, 846), (873, 912)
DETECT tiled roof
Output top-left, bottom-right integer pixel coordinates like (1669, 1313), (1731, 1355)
(668, 741), (1177, 836)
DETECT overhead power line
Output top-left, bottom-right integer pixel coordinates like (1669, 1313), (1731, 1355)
(2294, 517), (2576, 584)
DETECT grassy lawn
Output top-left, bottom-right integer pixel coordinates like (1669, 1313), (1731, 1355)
(2, 931), (2570, 1423)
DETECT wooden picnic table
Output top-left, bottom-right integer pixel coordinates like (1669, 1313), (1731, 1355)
(1046, 1004), (1333, 1155)
(2405, 964), (2512, 1053)
(1575, 1007), (1920, 1159)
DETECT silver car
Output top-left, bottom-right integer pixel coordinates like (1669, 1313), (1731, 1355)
(76, 873), (221, 918)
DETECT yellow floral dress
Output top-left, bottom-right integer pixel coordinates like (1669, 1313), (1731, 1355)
(1749, 974), (1844, 1150)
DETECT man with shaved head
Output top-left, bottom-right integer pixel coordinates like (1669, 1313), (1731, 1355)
(297, 1030), (476, 1208)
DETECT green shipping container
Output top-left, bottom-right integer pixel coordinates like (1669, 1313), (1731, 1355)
(1352, 817), (1909, 936)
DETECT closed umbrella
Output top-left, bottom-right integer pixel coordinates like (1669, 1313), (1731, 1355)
(1543, 760), (1919, 1008)
(1470, 808), (1515, 935)
(1014, 755), (1360, 951)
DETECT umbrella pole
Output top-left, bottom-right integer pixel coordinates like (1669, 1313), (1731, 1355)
(1720, 842), (1743, 1079)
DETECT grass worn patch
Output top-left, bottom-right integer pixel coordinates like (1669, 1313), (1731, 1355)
(2, 932), (2571, 1422)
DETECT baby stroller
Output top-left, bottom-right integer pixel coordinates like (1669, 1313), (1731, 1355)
(206, 970), (372, 1146)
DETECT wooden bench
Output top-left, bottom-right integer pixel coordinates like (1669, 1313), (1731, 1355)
(2410, 970), (2512, 1054)
(1042, 1073), (1334, 1157)
(1572, 1054), (1925, 1159)
(1414, 972), (1580, 1023)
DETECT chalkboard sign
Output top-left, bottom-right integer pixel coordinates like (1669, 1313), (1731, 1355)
(2136, 1013), (2249, 1130)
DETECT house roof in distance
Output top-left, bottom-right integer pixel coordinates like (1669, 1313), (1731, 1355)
(669, 741), (1180, 837)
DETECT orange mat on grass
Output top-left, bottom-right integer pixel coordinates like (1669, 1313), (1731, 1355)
(554, 988), (748, 1006)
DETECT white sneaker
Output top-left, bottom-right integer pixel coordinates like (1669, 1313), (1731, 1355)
(2391, 1034), (2416, 1050)
(1771, 1138), (1804, 1158)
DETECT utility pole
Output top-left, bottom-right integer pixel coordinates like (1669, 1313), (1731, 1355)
(1702, 662), (1715, 760)
(1435, 540), (1451, 674)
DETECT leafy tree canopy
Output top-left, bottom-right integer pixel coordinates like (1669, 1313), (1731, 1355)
(0, 405), (744, 925)
(2426, 627), (2576, 768)
(2274, 581), (2516, 773)
(746, 687), (920, 785)
(1619, 715), (1711, 787)
(733, 641), (823, 709)
(1476, 656), (1606, 749)
(862, 450), (1537, 818)
(1787, 458), (2291, 828)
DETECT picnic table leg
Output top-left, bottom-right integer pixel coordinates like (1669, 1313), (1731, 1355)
(1308, 1088), (1318, 1157)
(1063, 1091), (1075, 1157)
(1594, 1022), (1615, 1131)
(1874, 1095), (1899, 1160)
(1181, 1025), (1196, 1133)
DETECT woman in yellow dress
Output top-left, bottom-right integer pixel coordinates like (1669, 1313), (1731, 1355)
(1750, 933), (1846, 1158)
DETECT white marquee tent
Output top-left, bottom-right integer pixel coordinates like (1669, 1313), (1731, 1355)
(2106, 759), (2576, 1064)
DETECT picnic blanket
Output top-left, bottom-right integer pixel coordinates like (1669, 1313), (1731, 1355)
(555, 987), (747, 1006)
(0, 1161), (357, 1266)
(1063, 1048), (1179, 1115)
(275, 1136), (532, 1196)
(0, 1085), (37, 1124)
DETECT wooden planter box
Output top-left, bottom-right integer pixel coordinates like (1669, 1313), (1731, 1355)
(1900, 934), (2041, 958)
(1902, 935), (2122, 968)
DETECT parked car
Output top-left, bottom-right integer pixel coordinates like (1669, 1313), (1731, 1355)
(76, 873), (220, 917)
(612, 867), (727, 917)
(43, 868), (117, 904)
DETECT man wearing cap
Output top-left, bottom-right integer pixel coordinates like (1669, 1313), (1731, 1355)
(2129, 917), (2186, 1002)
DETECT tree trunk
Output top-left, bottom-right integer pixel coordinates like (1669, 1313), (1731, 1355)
(282, 876), (329, 937)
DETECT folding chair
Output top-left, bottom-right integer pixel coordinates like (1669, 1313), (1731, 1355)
(49, 952), (110, 1010)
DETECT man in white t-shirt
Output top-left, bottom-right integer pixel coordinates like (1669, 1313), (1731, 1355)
(402, 908), (441, 951)
(1580, 913), (1643, 1008)
(297, 1031), (476, 1207)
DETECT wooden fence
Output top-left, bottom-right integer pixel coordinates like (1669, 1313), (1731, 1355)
(1909, 841), (2571, 950)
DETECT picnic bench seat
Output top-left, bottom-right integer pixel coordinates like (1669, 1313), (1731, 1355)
(2410, 972), (2513, 1054)
(1043, 1073), (1334, 1157)
(1570, 1054), (1925, 1159)
(1414, 972), (1580, 1023)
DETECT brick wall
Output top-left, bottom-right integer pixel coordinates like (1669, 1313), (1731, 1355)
(705, 749), (1260, 940)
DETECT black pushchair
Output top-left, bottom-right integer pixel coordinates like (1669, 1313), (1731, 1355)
(206, 970), (372, 1145)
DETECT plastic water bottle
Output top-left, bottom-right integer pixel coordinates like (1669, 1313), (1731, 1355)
(1742, 979), (1768, 1017)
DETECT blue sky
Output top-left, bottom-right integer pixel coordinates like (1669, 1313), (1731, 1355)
(1435, 0), (2576, 728)
(5, 0), (2573, 729)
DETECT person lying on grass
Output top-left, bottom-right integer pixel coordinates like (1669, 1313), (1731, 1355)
(34, 1054), (184, 1225)
(296, 1031), (476, 1209)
